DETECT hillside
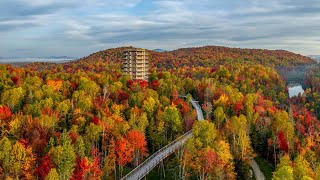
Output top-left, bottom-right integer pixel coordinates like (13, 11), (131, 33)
(151, 46), (315, 69)
(80, 46), (315, 68)
(0, 45), (319, 180)
(20, 46), (315, 72)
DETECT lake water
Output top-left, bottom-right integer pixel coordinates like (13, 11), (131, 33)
(288, 83), (305, 98)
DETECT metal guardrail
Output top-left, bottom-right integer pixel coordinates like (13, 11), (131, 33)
(121, 95), (203, 180)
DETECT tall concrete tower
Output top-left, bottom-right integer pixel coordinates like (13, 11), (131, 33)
(122, 48), (149, 80)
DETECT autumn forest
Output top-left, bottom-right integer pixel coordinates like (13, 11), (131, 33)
(0, 46), (320, 180)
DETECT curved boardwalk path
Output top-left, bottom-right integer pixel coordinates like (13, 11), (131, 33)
(121, 96), (203, 180)
(121, 95), (264, 180)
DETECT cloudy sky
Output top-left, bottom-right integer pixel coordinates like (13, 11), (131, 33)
(0, 0), (319, 57)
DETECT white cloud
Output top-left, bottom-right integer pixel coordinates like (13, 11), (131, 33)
(0, 0), (320, 56)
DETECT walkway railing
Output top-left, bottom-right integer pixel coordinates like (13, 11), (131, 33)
(121, 95), (204, 180)
(121, 131), (192, 180)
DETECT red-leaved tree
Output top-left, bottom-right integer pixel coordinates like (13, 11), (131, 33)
(71, 157), (90, 180)
(34, 155), (53, 180)
(278, 131), (289, 153)
(115, 137), (133, 177)
(127, 130), (148, 167)
(0, 105), (12, 122)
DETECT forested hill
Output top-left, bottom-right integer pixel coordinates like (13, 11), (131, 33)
(78, 46), (315, 68)
(153, 46), (315, 69)
(1, 45), (319, 180)
(20, 46), (315, 72)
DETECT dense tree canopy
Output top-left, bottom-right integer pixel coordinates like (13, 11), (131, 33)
(0, 46), (318, 179)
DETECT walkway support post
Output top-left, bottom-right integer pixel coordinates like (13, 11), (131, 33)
(121, 96), (203, 180)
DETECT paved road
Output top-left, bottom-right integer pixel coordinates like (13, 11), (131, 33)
(189, 97), (204, 120)
(121, 97), (203, 180)
(189, 96), (265, 180)
(250, 159), (265, 180)
(121, 96), (264, 180)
